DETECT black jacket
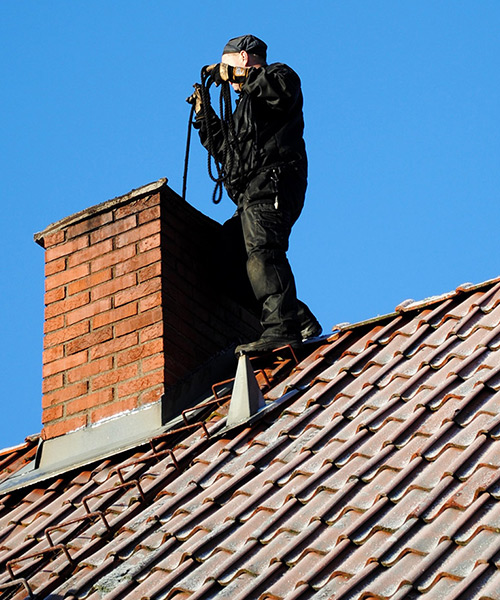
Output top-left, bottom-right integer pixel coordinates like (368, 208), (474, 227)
(195, 62), (308, 206)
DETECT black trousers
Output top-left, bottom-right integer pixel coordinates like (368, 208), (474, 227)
(220, 168), (313, 339)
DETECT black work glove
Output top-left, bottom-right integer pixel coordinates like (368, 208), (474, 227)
(206, 63), (249, 86)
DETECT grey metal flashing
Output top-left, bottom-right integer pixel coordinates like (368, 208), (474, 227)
(226, 354), (265, 427)
(0, 399), (174, 495)
(0, 348), (237, 496)
(216, 388), (301, 438)
(34, 178), (169, 247)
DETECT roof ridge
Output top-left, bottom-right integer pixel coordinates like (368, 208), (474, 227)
(330, 275), (500, 336)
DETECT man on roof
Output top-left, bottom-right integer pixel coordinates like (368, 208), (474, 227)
(193, 34), (321, 353)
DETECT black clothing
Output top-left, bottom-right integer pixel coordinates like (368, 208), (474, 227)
(196, 62), (318, 341)
(195, 62), (307, 207)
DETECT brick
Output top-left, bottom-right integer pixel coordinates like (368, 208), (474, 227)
(114, 307), (162, 338)
(138, 205), (161, 224)
(91, 273), (137, 301)
(44, 321), (90, 349)
(66, 388), (114, 415)
(44, 315), (65, 334)
(115, 345), (143, 367)
(161, 264), (194, 295)
(42, 374), (64, 394)
(43, 230), (65, 248)
(42, 405), (64, 423)
(91, 397), (138, 424)
(114, 278), (161, 307)
(67, 239), (113, 268)
(45, 287), (66, 305)
(142, 353), (164, 373)
(43, 382), (88, 409)
(45, 235), (89, 262)
(114, 194), (158, 220)
(42, 415), (87, 440)
(91, 363), (138, 390)
(139, 292), (162, 313)
(45, 257), (66, 277)
(138, 233), (161, 253)
(90, 332), (138, 360)
(67, 211), (113, 239)
(117, 371), (164, 398)
(68, 269), (112, 296)
(163, 288), (210, 323)
(114, 199), (142, 220)
(163, 329), (196, 363)
(138, 262), (161, 283)
(43, 346), (64, 365)
(42, 350), (88, 378)
(90, 215), (137, 244)
(91, 244), (136, 273)
(115, 220), (161, 249)
(45, 263), (90, 291)
(45, 292), (90, 320)
(139, 386), (164, 406)
(140, 321), (163, 343)
(66, 298), (112, 326)
(162, 210), (189, 236)
(165, 309), (225, 352)
(67, 356), (114, 384)
(114, 248), (161, 277)
(65, 326), (113, 356)
(93, 302), (138, 330)
(116, 338), (163, 367)
(175, 259), (202, 287)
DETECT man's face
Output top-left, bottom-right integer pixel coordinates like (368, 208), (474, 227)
(222, 52), (245, 68)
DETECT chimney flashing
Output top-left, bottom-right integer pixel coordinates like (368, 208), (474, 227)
(0, 397), (171, 496)
(39, 395), (170, 470)
(0, 348), (240, 496)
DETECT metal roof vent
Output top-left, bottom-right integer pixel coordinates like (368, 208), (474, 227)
(226, 354), (265, 427)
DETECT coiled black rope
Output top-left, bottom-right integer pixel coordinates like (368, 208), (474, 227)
(183, 66), (240, 204)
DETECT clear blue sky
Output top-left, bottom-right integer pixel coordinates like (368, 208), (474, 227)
(1, 1), (499, 449)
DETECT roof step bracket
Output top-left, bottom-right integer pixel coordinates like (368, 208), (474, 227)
(227, 354), (266, 427)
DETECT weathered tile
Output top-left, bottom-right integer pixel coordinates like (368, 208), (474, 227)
(1, 279), (500, 600)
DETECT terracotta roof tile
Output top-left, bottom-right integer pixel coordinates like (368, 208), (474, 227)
(1, 277), (500, 598)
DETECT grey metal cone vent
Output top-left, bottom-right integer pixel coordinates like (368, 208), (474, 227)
(227, 354), (266, 427)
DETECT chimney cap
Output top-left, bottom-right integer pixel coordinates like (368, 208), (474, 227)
(34, 178), (168, 248)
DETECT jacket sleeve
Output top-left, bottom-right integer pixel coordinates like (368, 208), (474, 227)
(241, 63), (301, 111)
(194, 106), (226, 163)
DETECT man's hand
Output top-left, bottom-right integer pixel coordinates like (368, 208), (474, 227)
(205, 63), (222, 86)
(206, 63), (249, 86)
(186, 84), (203, 114)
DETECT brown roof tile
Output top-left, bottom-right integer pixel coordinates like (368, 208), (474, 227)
(1, 277), (500, 598)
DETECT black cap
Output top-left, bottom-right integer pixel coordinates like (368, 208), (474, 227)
(223, 34), (267, 60)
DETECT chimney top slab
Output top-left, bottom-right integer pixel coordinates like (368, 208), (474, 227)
(34, 178), (168, 248)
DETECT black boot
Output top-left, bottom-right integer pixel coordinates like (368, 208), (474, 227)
(298, 301), (322, 340)
(235, 333), (301, 355)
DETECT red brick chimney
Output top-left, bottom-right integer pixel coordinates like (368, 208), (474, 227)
(35, 179), (260, 440)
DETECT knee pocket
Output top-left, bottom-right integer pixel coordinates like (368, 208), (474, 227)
(247, 250), (290, 300)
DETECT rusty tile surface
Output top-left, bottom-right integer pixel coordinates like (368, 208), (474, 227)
(1, 278), (500, 599)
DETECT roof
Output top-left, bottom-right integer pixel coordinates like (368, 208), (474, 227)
(1, 276), (500, 599)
